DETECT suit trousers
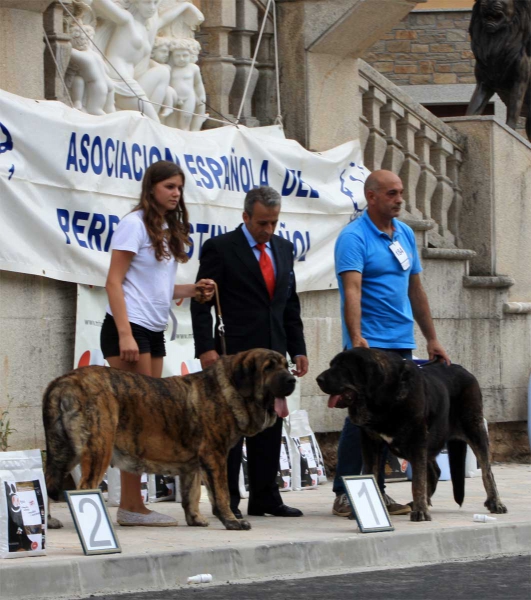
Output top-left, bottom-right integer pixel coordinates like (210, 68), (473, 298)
(228, 416), (283, 513)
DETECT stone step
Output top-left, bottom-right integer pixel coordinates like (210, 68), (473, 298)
(463, 276), (515, 289)
(503, 302), (531, 314)
(422, 248), (476, 261)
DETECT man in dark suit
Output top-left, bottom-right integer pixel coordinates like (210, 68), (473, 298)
(191, 186), (309, 518)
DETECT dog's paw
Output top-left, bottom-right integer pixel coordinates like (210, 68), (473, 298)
(224, 518), (252, 531)
(47, 515), (64, 529)
(410, 510), (431, 522)
(238, 519), (251, 530)
(188, 516), (210, 527)
(484, 498), (508, 514)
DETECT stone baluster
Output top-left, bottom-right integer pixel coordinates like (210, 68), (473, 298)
(198, 0), (237, 127)
(229, 0), (260, 127)
(362, 85), (387, 171)
(358, 76), (370, 156)
(397, 113), (422, 219)
(380, 99), (405, 174)
(446, 150), (463, 247)
(43, 0), (72, 104)
(414, 125), (438, 220)
(254, 32), (276, 126)
(431, 137), (456, 244)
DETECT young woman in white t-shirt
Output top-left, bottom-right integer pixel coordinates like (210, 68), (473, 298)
(101, 160), (214, 527)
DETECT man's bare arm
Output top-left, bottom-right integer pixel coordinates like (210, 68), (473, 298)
(341, 271), (369, 348)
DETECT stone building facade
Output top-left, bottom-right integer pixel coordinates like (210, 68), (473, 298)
(1, 0), (530, 460)
(363, 10), (475, 87)
(362, 4), (515, 126)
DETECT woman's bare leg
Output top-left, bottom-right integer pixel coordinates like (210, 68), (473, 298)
(107, 353), (154, 514)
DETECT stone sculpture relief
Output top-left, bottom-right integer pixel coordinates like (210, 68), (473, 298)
(467, 0), (531, 140)
(66, 24), (115, 115)
(65, 0), (206, 129)
(164, 38), (207, 131)
(150, 36), (177, 119)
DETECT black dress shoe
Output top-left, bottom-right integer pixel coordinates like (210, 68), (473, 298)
(248, 504), (303, 517)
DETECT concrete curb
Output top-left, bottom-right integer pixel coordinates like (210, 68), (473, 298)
(1, 521), (529, 599)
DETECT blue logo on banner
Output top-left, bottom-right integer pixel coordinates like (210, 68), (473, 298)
(339, 161), (369, 218)
(0, 122), (14, 155)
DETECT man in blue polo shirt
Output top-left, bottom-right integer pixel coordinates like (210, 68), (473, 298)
(332, 169), (450, 517)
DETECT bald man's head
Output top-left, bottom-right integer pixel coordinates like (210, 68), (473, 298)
(364, 170), (404, 223)
(364, 170), (403, 197)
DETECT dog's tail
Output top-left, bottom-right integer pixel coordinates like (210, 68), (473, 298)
(42, 375), (80, 501)
(448, 439), (467, 506)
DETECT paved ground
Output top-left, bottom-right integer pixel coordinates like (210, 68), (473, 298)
(79, 555), (531, 600)
(0, 464), (529, 600)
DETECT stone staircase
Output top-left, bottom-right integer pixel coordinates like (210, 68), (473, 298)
(407, 221), (529, 425)
(355, 63), (530, 427)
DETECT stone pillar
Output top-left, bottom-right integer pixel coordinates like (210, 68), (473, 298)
(229, 0), (260, 127)
(254, 33), (276, 126)
(414, 125), (438, 219)
(43, 0), (72, 104)
(358, 76), (370, 155)
(0, 0), (54, 99)
(362, 86), (387, 171)
(397, 113), (422, 218)
(447, 150), (463, 247)
(431, 137), (455, 244)
(0, 0), (76, 451)
(198, 0), (237, 126)
(381, 99), (405, 173)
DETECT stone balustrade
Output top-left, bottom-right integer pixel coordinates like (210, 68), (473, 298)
(199, 0), (275, 128)
(358, 59), (466, 248)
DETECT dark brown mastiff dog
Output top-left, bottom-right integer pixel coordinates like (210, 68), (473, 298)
(43, 348), (295, 531)
(316, 348), (507, 521)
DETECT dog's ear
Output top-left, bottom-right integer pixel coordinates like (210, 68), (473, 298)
(345, 350), (385, 390)
(397, 361), (414, 401)
(232, 351), (257, 398)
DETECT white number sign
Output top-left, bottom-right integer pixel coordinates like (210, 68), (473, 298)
(342, 475), (394, 533)
(65, 490), (121, 555)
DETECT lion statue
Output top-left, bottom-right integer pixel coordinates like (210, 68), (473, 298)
(467, 0), (531, 140)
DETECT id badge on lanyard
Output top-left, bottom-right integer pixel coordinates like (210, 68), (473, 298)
(389, 240), (410, 270)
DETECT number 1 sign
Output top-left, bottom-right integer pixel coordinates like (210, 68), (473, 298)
(65, 490), (121, 555)
(342, 475), (394, 533)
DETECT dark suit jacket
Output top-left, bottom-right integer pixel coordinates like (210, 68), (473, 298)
(191, 225), (306, 359)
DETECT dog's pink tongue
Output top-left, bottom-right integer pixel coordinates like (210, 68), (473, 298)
(328, 395), (342, 408)
(274, 397), (289, 418)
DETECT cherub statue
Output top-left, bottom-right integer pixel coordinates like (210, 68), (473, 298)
(186, 38), (208, 131)
(151, 34), (172, 66)
(150, 35), (177, 118)
(66, 24), (115, 115)
(164, 37), (207, 130)
(92, 0), (204, 122)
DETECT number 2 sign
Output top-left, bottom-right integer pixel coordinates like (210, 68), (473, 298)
(342, 475), (394, 533)
(65, 490), (121, 555)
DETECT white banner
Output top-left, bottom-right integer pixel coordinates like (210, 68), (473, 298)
(0, 88), (368, 292)
(75, 283), (200, 376)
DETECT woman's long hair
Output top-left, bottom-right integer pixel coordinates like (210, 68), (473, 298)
(133, 161), (191, 263)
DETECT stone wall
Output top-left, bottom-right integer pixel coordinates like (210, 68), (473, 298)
(363, 10), (474, 87)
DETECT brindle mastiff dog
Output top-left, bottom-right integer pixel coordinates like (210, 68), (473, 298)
(43, 348), (295, 531)
(316, 348), (507, 522)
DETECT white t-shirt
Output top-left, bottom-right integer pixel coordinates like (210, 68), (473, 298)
(106, 210), (178, 332)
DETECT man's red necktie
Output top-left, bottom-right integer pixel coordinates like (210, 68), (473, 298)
(255, 243), (275, 299)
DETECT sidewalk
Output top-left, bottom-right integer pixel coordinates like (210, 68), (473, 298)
(1, 464), (529, 599)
